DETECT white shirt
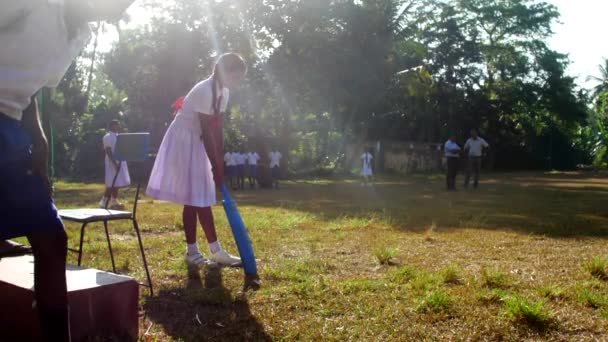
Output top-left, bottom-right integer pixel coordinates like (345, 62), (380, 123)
(0, 1), (90, 120)
(464, 137), (489, 157)
(224, 152), (235, 166)
(235, 153), (247, 165)
(247, 152), (260, 165)
(361, 152), (373, 168)
(103, 131), (118, 153)
(444, 140), (461, 158)
(179, 77), (229, 117)
(269, 151), (282, 168)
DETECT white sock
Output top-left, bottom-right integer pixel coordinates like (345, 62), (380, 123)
(208, 240), (221, 254)
(187, 242), (200, 256)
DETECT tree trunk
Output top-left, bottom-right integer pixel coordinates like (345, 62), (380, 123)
(84, 22), (102, 111)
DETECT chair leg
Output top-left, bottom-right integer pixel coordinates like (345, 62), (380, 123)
(132, 219), (153, 296)
(103, 220), (117, 273)
(77, 222), (88, 266)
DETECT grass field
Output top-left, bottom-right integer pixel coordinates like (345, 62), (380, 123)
(48, 172), (608, 341)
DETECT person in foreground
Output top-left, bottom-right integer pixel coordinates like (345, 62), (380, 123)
(146, 53), (247, 268)
(0, 1), (133, 340)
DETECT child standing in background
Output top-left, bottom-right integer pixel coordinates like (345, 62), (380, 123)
(146, 53), (247, 268)
(236, 150), (246, 190)
(361, 148), (374, 186)
(224, 151), (236, 190)
(269, 149), (282, 189)
(100, 120), (130, 209)
(444, 133), (461, 191)
(247, 151), (260, 189)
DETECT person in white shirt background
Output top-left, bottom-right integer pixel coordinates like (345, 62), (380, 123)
(361, 148), (374, 186)
(224, 151), (236, 190)
(247, 151), (260, 189)
(444, 133), (461, 191)
(269, 149), (282, 189)
(100, 120), (130, 209)
(464, 129), (490, 189)
(231, 151), (239, 189)
(236, 150), (246, 190)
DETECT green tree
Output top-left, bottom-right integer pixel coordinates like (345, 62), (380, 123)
(588, 58), (608, 100)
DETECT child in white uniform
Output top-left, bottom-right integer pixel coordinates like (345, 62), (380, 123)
(224, 151), (236, 190)
(146, 53), (247, 268)
(269, 150), (282, 189)
(247, 151), (260, 188)
(100, 120), (131, 208)
(236, 151), (246, 190)
(361, 149), (374, 186)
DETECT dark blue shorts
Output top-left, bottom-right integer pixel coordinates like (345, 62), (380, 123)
(226, 165), (236, 177)
(248, 165), (258, 177)
(272, 166), (280, 179)
(0, 114), (64, 240)
(237, 165), (245, 177)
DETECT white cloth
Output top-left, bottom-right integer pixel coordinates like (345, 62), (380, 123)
(235, 153), (247, 165)
(361, 152), (373, 176)
(179, 77), (229, 116)
(464, 137), (489, 157)
(103, 132), (131, 188)
(146, 77), (229, 207)
(0, 0), (90, 120)
(444, 140), (461, 158)
(224, 152), (235, 166)
(247, 152), (260, 165)
(269, 151), (282, 168)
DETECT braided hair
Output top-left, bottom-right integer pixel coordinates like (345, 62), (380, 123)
(211, 53), (247, 115)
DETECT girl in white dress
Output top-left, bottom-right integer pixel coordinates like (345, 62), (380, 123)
(100, 120), (131, 208)
(146, 53), (247, 268)
(361, 149), (374, 186)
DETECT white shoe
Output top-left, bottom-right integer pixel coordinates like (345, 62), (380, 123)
(109, 198), (125, 209)
(99, 197), (109, 208)
(209, 249), (242, 266)
(186, 253), (215, 269)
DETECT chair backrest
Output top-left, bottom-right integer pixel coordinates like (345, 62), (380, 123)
(114, 133), (150, 162)
(109, 133), (150, 217)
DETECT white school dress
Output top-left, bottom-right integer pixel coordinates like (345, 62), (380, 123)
(146, 77), (229, 207)
(103, 132), (131, 188)
(269, 151), (282, 168)
(361, 152), (373, 176)
(248, 152), (260, 165)
(224, 152), (235, 167)
(236, 153), (246, 165)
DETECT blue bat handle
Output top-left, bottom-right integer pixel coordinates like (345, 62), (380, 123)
(222, 184), (257, 275)
(221, 184), (233, 203)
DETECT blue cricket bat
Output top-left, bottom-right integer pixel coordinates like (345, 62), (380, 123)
(221, 184), (258, 276)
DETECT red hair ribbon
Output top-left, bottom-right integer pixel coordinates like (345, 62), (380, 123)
(172, 96), (185, 117)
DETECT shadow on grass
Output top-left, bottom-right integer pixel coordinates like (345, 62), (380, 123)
(227, 173), (608, 238)
(144, 267), (271, 342)
(54, 172), (608, 239)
